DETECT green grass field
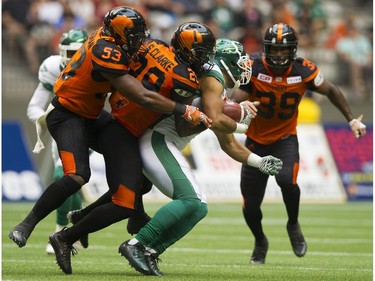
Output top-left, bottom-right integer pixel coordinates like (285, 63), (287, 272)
(2, 201), (373, 281)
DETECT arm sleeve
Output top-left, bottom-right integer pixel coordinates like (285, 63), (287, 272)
(27, 83), (54, 123)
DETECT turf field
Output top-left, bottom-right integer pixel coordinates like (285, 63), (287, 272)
(2, 201), (373, 281)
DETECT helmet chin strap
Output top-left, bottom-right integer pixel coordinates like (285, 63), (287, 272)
(232, 80), (241, 90)
(220, 59), (239, 88)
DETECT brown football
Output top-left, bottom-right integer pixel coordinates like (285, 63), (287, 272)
(222, 99), (247, 123)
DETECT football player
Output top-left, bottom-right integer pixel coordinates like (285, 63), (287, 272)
(230, 23), (366, 264)
(118, 30), (283, 276)
(27, 28), (89, 254)
(9, 6), (211, 275)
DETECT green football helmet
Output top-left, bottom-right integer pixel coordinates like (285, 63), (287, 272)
(215, 38), (252, 86)
(59, 28), (88, 67)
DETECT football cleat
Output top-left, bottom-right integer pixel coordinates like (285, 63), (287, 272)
(250, 236), (269, 264)
(287, 222), (307, 257)
(118, 240), (150, 275)
(126, 212), (151, 235)
(9, 224), (31, 248)
(49, 230), (77, 274)
(67, 209), (89, 248)
(145, 251), (164, 276)
(46, 243), (55, 255)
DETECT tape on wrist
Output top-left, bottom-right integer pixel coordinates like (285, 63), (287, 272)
(247, 153), (262, 167)
(234, 123), (248, 134)
(173, 103), (187, 116)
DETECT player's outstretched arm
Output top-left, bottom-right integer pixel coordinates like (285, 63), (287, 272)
(105, 73), (212, 127)
(215, 132), (283, 176)
(315, 80), (366, 139)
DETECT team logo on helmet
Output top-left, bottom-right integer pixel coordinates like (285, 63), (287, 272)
(103, 6), (149, 58)
(215, 38), (252, 86)
(59, 28), (88, 68)
(263, 23), (298, 71)
(171, 22), (216, 76)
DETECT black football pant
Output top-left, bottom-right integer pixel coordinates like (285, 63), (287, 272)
(240, 134), (301, 241)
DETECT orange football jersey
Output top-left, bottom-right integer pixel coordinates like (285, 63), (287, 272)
(110, 39), (200, 137)
(54, 27), (130, 119)
(240, 53), (321, 144)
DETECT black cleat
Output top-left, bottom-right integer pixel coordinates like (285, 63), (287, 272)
(49, 230), (77, 274)
(287, 222), (307, 257)
(126, 213), (151, 235)
(145, 251), (164, 276)
(118, 240), (150, 275)
(9, 224), (31, 248)
(67, 210), (89, 248)
(250, 236), (269, 264)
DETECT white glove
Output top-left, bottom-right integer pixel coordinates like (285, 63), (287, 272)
(234, 122), (248, 134)
(247, 154), (283, 176)
(239, 104), (252, 125)
(349, 114), (366, 139)
(234, 105), (252, 134)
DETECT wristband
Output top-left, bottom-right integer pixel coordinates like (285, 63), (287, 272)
(246, 153), (262, 167)
(234, 123), (248, 134)
(173, 103), (187, 116)
(348, 119), (356, 126)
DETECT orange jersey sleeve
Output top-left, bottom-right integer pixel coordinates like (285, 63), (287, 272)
(110, 39), (200, 137)
(240, 54), (321, 144)
(54, 27), (130, 119)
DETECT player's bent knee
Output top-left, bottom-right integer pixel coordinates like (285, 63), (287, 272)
(184, 197), (202, 212)
(68, 174), (87, 186)
(196, 202), (208, 220)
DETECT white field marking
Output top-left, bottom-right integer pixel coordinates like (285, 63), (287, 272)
(174, 235), (373, 244)
(2, 243), (372, 257)
(201, 217), (372, 226)
(2, 259), (372, 273)
(3, 234), (372, 248)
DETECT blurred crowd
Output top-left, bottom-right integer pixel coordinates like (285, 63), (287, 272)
(2, 0), (373, 102)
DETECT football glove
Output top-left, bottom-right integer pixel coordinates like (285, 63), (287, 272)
(234, 102), (256, 134)
(182, 105), (212, 127)
(349, 114), (366, 139)
(258, 156), (283, 176)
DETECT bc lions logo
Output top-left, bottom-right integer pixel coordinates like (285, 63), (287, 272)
(114, 98), (129, 109)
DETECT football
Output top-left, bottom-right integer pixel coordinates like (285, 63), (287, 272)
(222, 99), (248, 123)
(191, 97), (249, 123)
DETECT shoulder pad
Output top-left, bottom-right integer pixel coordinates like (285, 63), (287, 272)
(38, 55), (61, 87)
(92, 39), (129, 66)
(249, 52), (265, 76)
(201, 63), (225, 86)
(149, 38), (169, 48)
(291, 57), (319, 80)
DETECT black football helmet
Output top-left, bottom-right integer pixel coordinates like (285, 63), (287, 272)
(171, 22), (216, 75)
(263, 23), (298, 71)
(103, 6), (150, 58)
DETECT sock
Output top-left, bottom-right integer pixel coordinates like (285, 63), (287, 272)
(128, 238), (139, 245)
(55, 224), (67, 232)
(32, 176), (81, 220)
(61, 202), (133, 244)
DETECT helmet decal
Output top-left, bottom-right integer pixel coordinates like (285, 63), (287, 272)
(215, 38), (252, 86)
(59, 28), (88, 68)
(171, 22), (216, 75)
(103, 6), (149, 58)
(263, 23), (298, 71)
